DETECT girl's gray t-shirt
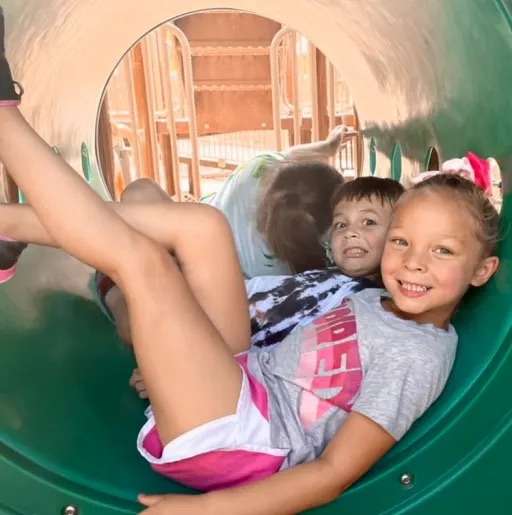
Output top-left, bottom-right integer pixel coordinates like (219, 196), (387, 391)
(247, 288), (458, 469)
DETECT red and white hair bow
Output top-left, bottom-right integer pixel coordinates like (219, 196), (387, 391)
(412, 152), (492, 196)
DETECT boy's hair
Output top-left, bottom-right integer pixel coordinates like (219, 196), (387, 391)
(411, 173), (500, 257)
(257, 161), (344, 274)
(331, 176), (405, 209)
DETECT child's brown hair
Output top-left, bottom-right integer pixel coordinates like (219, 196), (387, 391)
(331, 176), (405, 210)
(411, 174), (500, 257)
(256, 161), (344, 273)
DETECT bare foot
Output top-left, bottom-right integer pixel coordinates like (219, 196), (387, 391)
(129, 368), (148, 399)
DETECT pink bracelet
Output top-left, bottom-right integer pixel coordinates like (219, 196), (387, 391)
(0, 100), (20, 107)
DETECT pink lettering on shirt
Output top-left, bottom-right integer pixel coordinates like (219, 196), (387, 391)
(294, 301), (362, 429)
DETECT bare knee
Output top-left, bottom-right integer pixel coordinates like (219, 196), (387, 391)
(115, 236), (171, 295)
(121, 178), (171, 203)
(114, 205), (233, 297)
(173, 205), (236, 261)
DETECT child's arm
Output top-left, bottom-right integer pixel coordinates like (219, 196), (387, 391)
(138, 412), (395, 515)
(283, 125), (347, 163)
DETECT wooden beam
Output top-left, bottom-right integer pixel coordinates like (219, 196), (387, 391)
(315, 48), (329, 141)
(131, 43), (156, 180)
(97, 93), (117, 197)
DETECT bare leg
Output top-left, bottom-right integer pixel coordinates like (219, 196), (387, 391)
(105, 284), (131, 344)
(120, 178), (172, 203)
(284, 125), (347, 162)
(0, 199), (250, 354)
(0, 177), (249, 353)
(106, 178), (173, 345)
(109, 177), (173, 394)
(0, 176), (247, 397)
(0, 106), (249, 445)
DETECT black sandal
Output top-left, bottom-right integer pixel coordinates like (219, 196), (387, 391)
(0, 7), (24, 104)
(94, 271), (117, 322)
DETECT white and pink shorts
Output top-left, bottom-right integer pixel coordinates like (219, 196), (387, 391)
(136, 353), (290, 492)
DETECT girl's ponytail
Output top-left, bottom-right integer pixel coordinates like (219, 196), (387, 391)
(261, 191), (328, 273)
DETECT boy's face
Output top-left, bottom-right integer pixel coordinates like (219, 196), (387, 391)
(330, 196), (394, 278)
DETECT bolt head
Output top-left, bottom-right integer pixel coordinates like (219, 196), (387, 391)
(400, 473), (414, 487)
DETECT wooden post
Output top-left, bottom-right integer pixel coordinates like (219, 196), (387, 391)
(301, 127), (312, 144)
(97, 93), (117, 197)
(158, 132), (176, 196)
(354, 109), (363, 176)
(131, 43), (156, 180)
(315, 49), (329, 141)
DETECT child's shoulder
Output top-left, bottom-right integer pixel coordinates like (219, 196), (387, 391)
(243, 151), (286, 179)
(347, 287), (385, 306)
(348, 288), (458, 355)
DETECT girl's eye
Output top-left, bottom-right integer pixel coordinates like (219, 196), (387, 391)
(363, 219), (377, 226)
(333, 222), (346, 229)
(434, 247), (453, 255)
(391, 238), (407, 246)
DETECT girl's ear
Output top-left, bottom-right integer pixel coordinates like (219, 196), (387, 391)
(470, 256), (500, 287)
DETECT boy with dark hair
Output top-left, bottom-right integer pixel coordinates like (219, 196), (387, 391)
(248, 176), (405, 349)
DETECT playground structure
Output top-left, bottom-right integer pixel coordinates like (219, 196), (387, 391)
(99, 10), (361, 200)
(0, 1), (511, 514)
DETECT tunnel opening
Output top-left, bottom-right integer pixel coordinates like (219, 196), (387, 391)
(95, 9), (362, 202)
(0, 2), (511, 514)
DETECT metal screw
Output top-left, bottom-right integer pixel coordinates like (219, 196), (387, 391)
(400, 473), (414, 487)
(261, 122), (267, 128)
(62, 506), (79, 515)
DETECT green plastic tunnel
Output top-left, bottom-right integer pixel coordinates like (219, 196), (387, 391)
(1, 0), (512, 513)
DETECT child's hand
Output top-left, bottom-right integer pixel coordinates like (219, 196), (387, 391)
(326, 124), (347, 150)
(138, 493), (209, 514)
(129, 368), (148, 399)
